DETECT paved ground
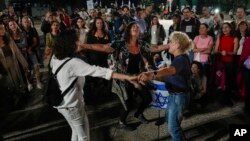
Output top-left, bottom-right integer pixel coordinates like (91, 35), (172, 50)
(1, 86), (250, 141)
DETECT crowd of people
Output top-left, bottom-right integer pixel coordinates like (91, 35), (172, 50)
(0, 3), (250, 141)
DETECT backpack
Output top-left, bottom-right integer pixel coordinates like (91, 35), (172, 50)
(43, 58), (77, 106)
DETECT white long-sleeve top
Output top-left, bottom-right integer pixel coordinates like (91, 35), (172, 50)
(50, 56), (113, 108)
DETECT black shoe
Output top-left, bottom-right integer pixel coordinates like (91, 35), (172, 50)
(135, 114), (149, 124)
(119, 121), (134, 131)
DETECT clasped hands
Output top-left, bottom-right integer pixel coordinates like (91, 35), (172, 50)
(126, 71), (154, 88)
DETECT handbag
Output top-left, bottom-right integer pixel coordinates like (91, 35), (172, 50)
(244, 58), (250, 70)
(43, 58), (77, 106)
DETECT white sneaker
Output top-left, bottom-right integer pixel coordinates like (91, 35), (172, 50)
(28, 84), (33, 92)
(37, 83), (43, 89)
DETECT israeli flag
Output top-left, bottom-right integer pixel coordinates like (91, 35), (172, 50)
(149, 80), (169, 109)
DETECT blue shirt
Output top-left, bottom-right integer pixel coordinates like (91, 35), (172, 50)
(165, 54), (191, 92)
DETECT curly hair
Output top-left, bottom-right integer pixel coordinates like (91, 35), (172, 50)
(53, 29), (78, 60)
(123, 22), (139, 43)
(169, 31), (193, 53)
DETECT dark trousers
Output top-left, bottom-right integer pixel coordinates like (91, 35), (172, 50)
(120, 83), (152, 123)
(222, 62), (234, 104)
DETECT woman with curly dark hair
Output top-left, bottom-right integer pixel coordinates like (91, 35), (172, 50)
(109, 22), (153, 130)
(51, 29), (137, 141)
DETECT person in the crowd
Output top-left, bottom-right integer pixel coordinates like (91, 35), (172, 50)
(118, 5), (135, 34)
(99, 12), (110, 32)
(21, 16), (43, 89)
(193, 23), (213, 76)
(86, 9), (97, 29)
(77, 8), (89, 21)
(180, 7), (201, 40)
(101, 12), (115, 40)
(7, 19), (33, 91)
(180, 6), (200, 61)
(19, 9), (35, 28)
(168, 14), (181, 36)
(56, 13), (68, 32)
(8, 19), (27, 56)
(240, 37), (250, 114)
(190, 61), (207, 108)
(133, 7), (142, 21)
(43, 20), (60, 64)
(235, 21), (250, 100)
(199, 6), (214, 32)
(214, 22), (239, 106)
(74, 17), (89, 60)
(7, 5), (18, 22)
(144, 3), (154, 29)
(41, 11), (53, 41)
(138, 31), (192, 141)
(57, 8), (71, 28)
(0, 14), (9, 27)
(75, 17), (88, 45)
(212, 13), (224, 39)
(135, 9), (147, 39)
(84, 17), (112, 104)
(112, 11), (123, 37)
(148, 15), (166, 45)
(51, 29), (137, 141)
(110, 22), (153, 130)
(231, 6), (249, 31)
(0, 22), (30, 98)
(70, 8), (80, 28)
(86, 17), (111, 67)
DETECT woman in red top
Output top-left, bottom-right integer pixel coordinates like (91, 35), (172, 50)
(214, 22), (238, 106)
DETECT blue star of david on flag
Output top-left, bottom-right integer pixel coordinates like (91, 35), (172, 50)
(149, 80), (169, 109)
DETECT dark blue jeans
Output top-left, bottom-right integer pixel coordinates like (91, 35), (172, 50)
(165, 93), (188, 141)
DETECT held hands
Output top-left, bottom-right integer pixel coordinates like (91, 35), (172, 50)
(126, 75), (141, 89)
(137, 72), (153, 85)
(125, 71), (155, 88)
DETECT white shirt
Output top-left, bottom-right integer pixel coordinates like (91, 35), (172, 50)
(237, 37), (245, 55)
(151, 25), (158, 45)
(79, 28), (88, 45)
(50, 56), (113, 108)
(200, 16), (214, 30)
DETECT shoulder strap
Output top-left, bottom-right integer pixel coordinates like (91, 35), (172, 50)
(62, 78), (78, 96)
(54, 58), (72, 75)
(53, 58), (77, 96)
